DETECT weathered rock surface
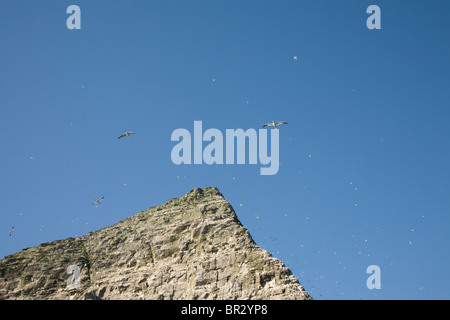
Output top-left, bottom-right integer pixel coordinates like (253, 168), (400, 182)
(0, 187), (311, 300)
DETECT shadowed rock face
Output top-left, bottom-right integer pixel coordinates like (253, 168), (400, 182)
(0, 187), (312, 300)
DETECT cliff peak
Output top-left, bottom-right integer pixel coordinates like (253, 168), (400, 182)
(0, 187), (311, 300)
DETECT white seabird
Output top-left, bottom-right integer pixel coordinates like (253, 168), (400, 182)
(117, 131), (135, 140)
(91, 196), (104, 205)
(262, 121), (288, 129)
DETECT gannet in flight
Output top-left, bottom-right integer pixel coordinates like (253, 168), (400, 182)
(262, 121), (288, 129)
(91, 196), (104, 205)
(9, 226), (14, 237)
(117, 131), (135, 139)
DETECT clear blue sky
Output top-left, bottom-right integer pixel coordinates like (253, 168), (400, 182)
(1, 0), (450, 299)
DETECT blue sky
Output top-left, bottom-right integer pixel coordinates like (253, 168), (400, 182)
(1, 0), (450, 299)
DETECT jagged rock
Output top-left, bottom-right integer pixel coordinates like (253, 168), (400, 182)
(0, 187), (312, 300)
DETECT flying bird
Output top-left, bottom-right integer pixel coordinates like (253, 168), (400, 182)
(262, 121), (288, 129)
(9, 226), (14, 237)
(117, 131), (135, 139)
(91, 196), (104, 206)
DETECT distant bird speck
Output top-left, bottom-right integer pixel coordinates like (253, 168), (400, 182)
(9, 226), (14, 237)
(293, 56), (298, 61)
(117, 131), (135, 140)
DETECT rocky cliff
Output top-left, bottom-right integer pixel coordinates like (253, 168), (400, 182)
(0, 187), (311, 300)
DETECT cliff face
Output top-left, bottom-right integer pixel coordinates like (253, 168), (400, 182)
(0, 187), (311, 300)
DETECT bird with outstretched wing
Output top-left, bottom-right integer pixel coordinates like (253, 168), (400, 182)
(117, 131), (135, 139)
(91, 196), (104, 205)
(262, 121), (288, 129)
